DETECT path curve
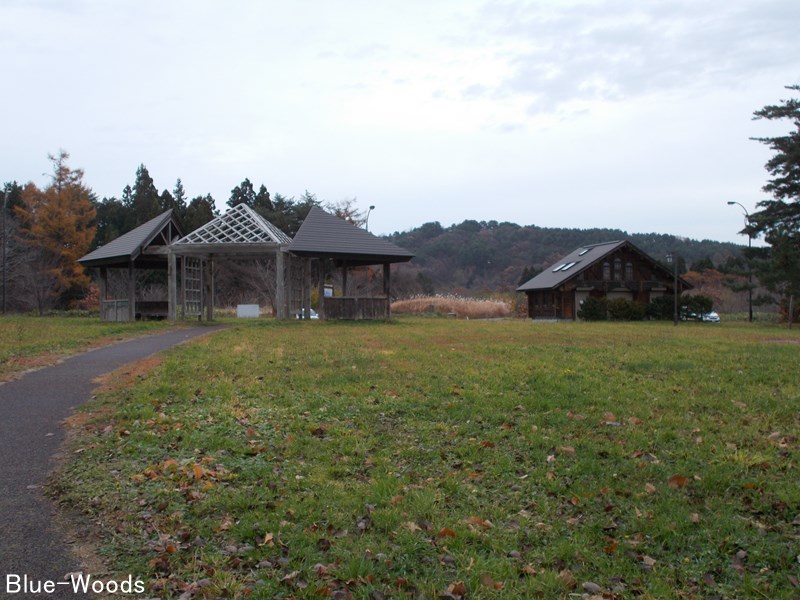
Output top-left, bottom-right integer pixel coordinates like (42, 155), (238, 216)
(0, 326), (224, 597)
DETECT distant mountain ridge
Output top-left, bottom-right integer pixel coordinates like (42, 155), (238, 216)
(386, 219), (744, 295)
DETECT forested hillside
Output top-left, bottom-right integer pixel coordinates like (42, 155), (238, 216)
(386, 219), (745, 296)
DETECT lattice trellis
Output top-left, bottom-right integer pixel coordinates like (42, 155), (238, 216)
(177, 203), (291, 245)
(183, 257), (203, 317)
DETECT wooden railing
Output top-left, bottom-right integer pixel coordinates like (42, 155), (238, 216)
(322, 297), (389, 320)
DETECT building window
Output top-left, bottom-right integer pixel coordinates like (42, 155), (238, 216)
(613, 258), (622, 281)
(603, 262), (610, 281)
(625, 262), (633, 281)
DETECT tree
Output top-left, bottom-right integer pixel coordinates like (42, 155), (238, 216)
(184, 195), (217, 232)
(254, 184), (273, 213)
(14, 151), (97, 311)
(93, 196), (129, 248)
(228, 178), (256, 209)
(747, 85), (800, 320)
(171, 178), (188, 223)
(131, 164), (160, 225)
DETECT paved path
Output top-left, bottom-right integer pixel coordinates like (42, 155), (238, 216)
(0, 326), (223, 597)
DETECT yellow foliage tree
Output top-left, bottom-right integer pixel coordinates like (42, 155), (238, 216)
(15, 151), (96, 310)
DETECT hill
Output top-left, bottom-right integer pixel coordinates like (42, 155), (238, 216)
(386, 220), (745, 296)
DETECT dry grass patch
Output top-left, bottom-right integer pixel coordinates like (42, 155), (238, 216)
(391, 295), (512, 319)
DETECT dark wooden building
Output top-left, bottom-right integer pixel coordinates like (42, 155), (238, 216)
(517, 240), (692, 320)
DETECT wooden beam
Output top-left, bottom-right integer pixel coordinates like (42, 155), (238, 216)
(276, 250), (285, 319)
(128, 261), (136, 322)
(168, 250), (177, 320)
(205, 256), (214, 321)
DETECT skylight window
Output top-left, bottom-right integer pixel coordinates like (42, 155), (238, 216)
(578, 248), (590, 256)
(552, 264), (567, 272)
(561, 261), (578, 271)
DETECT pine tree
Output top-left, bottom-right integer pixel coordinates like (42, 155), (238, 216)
(747, 85), (800, 319)
(131, 164), (160, 225)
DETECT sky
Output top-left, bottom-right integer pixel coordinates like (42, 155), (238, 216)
(2, 0), (798, 244)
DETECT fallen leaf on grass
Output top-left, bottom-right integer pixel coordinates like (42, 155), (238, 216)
(559, 569), (577, 589)
(437, 527), (457, 538)
(444, 581), (467, 599)
(645, 483), (657, 494)
(479, 573), (504, 590)
(214, 516), (234, 532)
(464, 515), (493, 529)
(731, 549), (747, 574)
(667, 474), (689, 489)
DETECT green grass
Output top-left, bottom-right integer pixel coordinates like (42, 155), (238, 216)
(0, 314), (178, 379)
(52, 319), (800, 599)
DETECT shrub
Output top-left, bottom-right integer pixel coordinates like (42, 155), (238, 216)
(646, 295), (674, 320)
(607, 298), (646, 321)
(577, 297), (608, 321)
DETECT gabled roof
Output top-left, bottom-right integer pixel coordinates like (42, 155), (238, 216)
(516, 240), (691, 291)
(79, 210), (183, 268)
(288, 206), (414, 265)
(175, 203), (291, 246)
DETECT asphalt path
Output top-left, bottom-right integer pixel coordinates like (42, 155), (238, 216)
(0, 326), (223, 598)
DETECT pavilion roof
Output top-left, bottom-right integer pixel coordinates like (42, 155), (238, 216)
(288, 207), (414, 265)
(78, 210), (182, 268)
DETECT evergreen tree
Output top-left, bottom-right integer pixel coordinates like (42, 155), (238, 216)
(131, 164), (160, 225)
(228, 178), (256, 208)
(184, 195), (217, 232)
(254, 184), (273, 213)
(747, 85), (800, 317)
(172, 178), (188, 223)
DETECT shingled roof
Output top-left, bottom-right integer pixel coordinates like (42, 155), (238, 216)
(79, 210), (183, 268)
(288, 207), (414, 265)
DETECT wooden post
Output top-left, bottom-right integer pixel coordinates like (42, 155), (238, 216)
(128, 261), (136, 322)
(342, 263), (348, 297)
(303, 258), (311, 319)
(168, 250), (177, 320)
(205, 255), (214, 321)
(383, 263), (391, 319)
(181, 255), (187, 320)
(318, 259), (326, 320)
(276, 249), (285, 319)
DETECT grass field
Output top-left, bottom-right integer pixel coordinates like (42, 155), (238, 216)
(51, 318), (799, 599)
(0, 315), (177, 380)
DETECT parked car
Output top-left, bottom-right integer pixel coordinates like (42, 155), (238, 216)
(701, 311), (720, 323)
(295, 308), (319, 320)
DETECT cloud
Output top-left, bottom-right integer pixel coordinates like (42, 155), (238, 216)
(474, 0), (800, 113)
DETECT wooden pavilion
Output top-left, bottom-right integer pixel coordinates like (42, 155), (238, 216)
(287, 207), (414, 320)
(79, 204), (414, 321)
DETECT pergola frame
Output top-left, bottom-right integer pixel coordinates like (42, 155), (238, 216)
(168, 204), (293, 320)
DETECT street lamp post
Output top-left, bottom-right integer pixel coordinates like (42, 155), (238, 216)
(727, 201), (753, 322)
(666, 252), (679, 326)
(2, 188), (8, 315)
(365, 205), (375, 231)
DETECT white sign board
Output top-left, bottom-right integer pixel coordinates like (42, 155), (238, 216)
(236, 304), (260, 318)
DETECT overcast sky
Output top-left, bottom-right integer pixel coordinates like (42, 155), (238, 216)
(2, 0), (798, 244)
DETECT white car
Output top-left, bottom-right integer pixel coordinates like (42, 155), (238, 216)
(701, 311), (720, 323)
(295, 308), (319, 320)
